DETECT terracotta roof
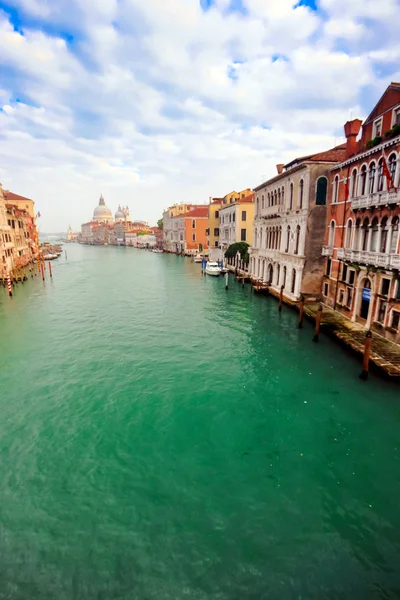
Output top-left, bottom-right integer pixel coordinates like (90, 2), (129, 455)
(4, 190), (34, 202)
(235, 193), (255, 204)
(210, 197), (224, 204)
(174, 206), (209, 218)
(284, 144), (347, 169)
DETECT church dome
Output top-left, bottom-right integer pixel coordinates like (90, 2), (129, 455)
(115, 205), (125, 222)
(93, 194), (113, 223)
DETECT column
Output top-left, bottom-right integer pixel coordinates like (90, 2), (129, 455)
(385, 223), (393, 255)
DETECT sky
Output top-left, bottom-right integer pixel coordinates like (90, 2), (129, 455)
(0, 0), (399, 231)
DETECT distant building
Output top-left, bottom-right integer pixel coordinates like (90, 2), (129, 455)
(220, 192), (255, 253)
(66, 226), (78, 242)
(172, 206), (209, 255)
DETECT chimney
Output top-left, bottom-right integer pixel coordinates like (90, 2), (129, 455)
(344, 119), (362, 159)
(276, 164), (284, 175)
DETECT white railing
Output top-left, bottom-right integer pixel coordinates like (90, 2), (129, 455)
(258, 249), (280, 259)
(322, 245), (333, 256)
(391, 254), (400, 268)
(351, 189), (400, 210)
(344, 248), (400, 269)
(260, 204), (285, 219)
(337, 248), (345, 259)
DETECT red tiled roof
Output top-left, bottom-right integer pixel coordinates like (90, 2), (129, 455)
(174, 206), (209, 218)
(235, 193), (255, 204)
(210, 197), (224, 204)
(284, 144), (347, 169)
(4, 190), (34, 202)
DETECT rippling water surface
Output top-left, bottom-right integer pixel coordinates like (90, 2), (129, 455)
(1, 244), (400, 599)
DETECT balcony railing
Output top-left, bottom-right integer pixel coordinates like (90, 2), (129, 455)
(351, 189), (400, 210)
(344, 249), (400, 269)
(259, 204), (285, 219)
(322, 245), (333, 256)
(337, 248), (345, 259)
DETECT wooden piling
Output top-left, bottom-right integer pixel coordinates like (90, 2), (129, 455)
(48, 262), (53, 278)
(359, 330), (372, 381)
(278, 285), (284, 312)
(7, 273), (12, 297)
(41, 263), (45, 281)
(225, 272), (229, 290)
(312, 304), (323, 342)
(298, 295), (305, 329)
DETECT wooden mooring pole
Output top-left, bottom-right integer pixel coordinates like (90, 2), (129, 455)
(48, 262), (53, 278)
(278, 285), (284, 312)
(359, 330), (372, 381)
(312, 304), (323, 342)
(298, 295), (305, 329)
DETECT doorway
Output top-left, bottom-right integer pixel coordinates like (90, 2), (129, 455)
(359, 279), (371, 320)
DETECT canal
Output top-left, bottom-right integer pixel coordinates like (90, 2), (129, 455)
(0, 244), (399, 599)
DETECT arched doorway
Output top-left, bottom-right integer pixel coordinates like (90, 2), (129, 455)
(359, 278), (372, 321)
(268, 264), (274, 284)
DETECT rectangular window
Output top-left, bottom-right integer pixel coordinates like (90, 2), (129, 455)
(346, 288), (353, 308)
(373, 118), (382, 137)
(215, 211), (219, 218)
(240, 229), (246, 241)
(326, 258), (331, 277)
(339, 290), (344, 305)
(233, 213), (235, 222)
(323, 282), (329, 296)
(377, 300), (387, 324)
(192, 233), (196, 241)
(242, 211), (246, 222)
(348, 270), (355, 285)
(381, 278), (390, 296)
(392, 311), (400, 330)
(392, 107), (400, 127)
(396, 282), (400, 300)
(214, 228), (219, 236)
(192, 220), (195, 229)
(215, 241), (219, 247)
(341, 264), (347, 282)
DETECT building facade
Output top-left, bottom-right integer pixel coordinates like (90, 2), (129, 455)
(322, 83), (400, 343)
(171, 206), (209, 255)
(249, 145), (347, 300)
(219, 193), (255, 252)
(162, 204), (203, 252)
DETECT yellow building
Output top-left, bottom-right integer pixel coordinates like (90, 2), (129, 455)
(220, 192), (255, 252)
(207, 197), (224, 249)
(221, 188), (252, 207)
(4, 190), (35, 218)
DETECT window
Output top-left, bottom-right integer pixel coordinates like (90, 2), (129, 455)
(380, 217), (389, 253)
(339, 290), (344, 305)
(242, 211), (246, 222)
(262, 195), (265, 209)
(192, 219), (196, 229)
(389, 154), (397, 188)
(215, 241), (219, 247)
(390, 217), (399, 253)
(274, 191), (277, 206)
(229, 214), (231, 223)
(299, 179), (304, 208)
(192, 233), (196, 241)
(323, 282), (329, 297)
(333, 175), (339, 203)
(256, 198), (259, 215)
(392, 311), (400, 330)
(291, 269), (296, 294)
(373, 118), (382, 137)
(232, 213), (235, 222)
(328, 221), (335, 247)
(351, 169), (357, 198)
(326, 258), (331, 277)
(285, 226), (290, 252)
(267, 193), (270, 207)
(392, 106), (400, 127)
(360, 165), (367, 195)
(368, 162), (376, 194)
(377, 300), (387, 324)
(370, 217), (379, 252)
(316, 177), (327, 205)
(342, 264), (348, 282)
(281, 187), (284, 205)
(289, 183), (293, 210)
(214, 228), (219, 236)
(231, 197), (234, 203)
(381, 278), (390, 296)
(283, 266), (287, 289)
(241, 229), (246, 242)
(346, 288), (353, 308)
(349, 270), (355, 285)
(294, 225), (300, 255)
(345, 219), (352, 248)
(215, 210), (219, 218)
(377, 158), (384, 192)
(362, 218), (369, 251)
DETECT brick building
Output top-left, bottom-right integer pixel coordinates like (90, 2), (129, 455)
(249, 145), (346, 300)
(322, 83), (400, 343)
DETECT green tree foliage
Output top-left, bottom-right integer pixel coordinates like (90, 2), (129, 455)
(157, 219), (163, 230)
(225, 242), (250, 264)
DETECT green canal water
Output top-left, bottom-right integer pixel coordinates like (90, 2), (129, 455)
(0, 244), (400, 599)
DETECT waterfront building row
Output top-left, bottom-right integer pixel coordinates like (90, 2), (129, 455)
(0, 183), (38, 276)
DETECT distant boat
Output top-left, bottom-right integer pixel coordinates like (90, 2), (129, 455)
(205, 261), (222, 276)
(43, 253), (59, 260)
(152, 248), (163, 253)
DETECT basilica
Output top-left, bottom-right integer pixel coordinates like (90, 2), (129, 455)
(80, 195), (156, 247)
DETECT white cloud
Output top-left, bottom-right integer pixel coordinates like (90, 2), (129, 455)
(0, 0), (398, 230)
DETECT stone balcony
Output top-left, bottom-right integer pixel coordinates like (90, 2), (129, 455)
(351, 189), (400, 210)
(260, 204), (285, 220)
(322, 245), (333, 256)
(344, 249), (400, 269)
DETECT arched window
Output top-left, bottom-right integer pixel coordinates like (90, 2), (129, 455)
(285, 226), (290, 252)
(362, 218), (369, 251)
(268, 264), (274, 284)
(283, 266), (287, 289)
(259, 228), (263, 249)
(281, 187), (284, 206)
(294, 225), (300, 255)
(360, 165), (367, 195)
(377, 158), (385, 192)
(274, 191), (277, 206)
(328, 221), (335, 247)
(262, 195), (265, 209)
(255, 228), (258, 247)
(388, 154), (397, 188)
(278, 189), (281, 206)
(368, 162), (376, 194)
(278, 226), (282, 250)
(390, 216), (399, 254)
(380, 217), (388, 253)
(291, 269), (296, 294)
(276, 264), (280, 286)
(289, 183), (293, 210)
(267, 193), (270, 207)
(345, 219), (352, 248)
(316, 177), (327, 205)
(351, 169), (357, 198)
(333, 175), (339, 203)
(354, 219), (361, 249)
(299, 179), (304, 208)
(370, 217), (379, 252)
(256, 198), (259, 216)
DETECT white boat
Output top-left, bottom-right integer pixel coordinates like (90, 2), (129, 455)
(194, 254), (204, 263)
(43, 253), (59, 260)
(205, 261), (222, 276)
(152, 248), (163, 253)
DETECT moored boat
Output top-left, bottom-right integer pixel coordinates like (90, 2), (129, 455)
(205, 261), (222, 276)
